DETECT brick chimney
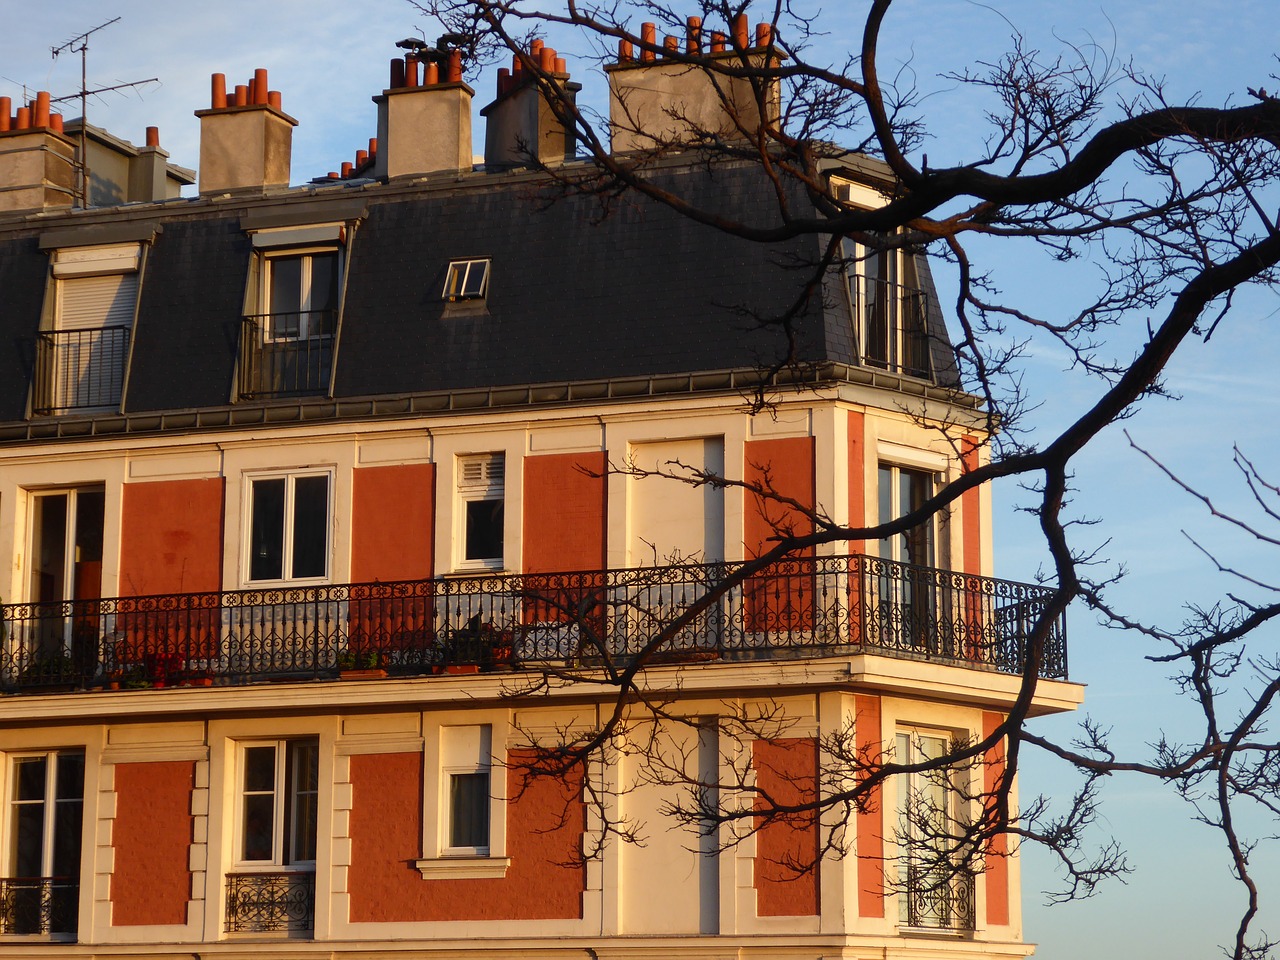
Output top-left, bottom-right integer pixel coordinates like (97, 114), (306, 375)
(605, 16), (781, 154)
(372, 50), (474, 179)
(195, 69), (296, 196)
(0, 92), (76, 214)
(480, 42), (580, 169)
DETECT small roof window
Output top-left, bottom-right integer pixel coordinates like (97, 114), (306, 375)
(443, 259), (491, 302)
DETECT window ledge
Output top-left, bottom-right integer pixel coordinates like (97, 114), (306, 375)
(415, 857), (511, 880)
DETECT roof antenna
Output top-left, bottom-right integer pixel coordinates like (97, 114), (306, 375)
(51, 17), (158, 207)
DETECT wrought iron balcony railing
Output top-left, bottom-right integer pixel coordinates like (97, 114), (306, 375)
(225, 871), (315, 934)
(0, 877), (78, 937)
(850, 276), (932, 380)
(33, 326), (130, 414)
(0, 553), (1067, 693)
(903, 864), (976, 931)
(238, 313), (335, 400)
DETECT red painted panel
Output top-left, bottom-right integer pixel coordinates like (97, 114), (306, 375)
(348, 750), (586, 923)
(854, 694), (885, 918)
(351, 463), (435, 582)
(119, 478), (224, 595)
(744, 437), (816, 633)
(982, 710), (1010, 926)
(753, 737), (820, 917)
(961, 436), (982, 576)
(522, 452), (607, 573)
(847, 411), (866, 554)
(111, 761), (194, 926)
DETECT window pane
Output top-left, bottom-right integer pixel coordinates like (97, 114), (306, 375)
(55, 753), (84, 800)
(290, 476), (329, 579)
(250, 479), (286, 581)
(309, 253), (340, 314)
(449, 771), (490, 848)
(288, 741), (319, 864)
(52, 798), (83, 877)
(461, 260), (488, 297)
(241, 793), (275, 861)
(270, 256), (303, 317)
(13, 756), (47, 802)
(243, 746), (276, 793)
(465, 498), (504, 562)
(12, 804), (45, 875)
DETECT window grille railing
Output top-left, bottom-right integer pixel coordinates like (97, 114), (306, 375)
(0, 554), (1067, 692)
(33, 326), (129, 414)
(903, 864), (975, 931)
(238, 314), (335, 400)
(0, 877), (78, 937)
(225, 871), (315, 934)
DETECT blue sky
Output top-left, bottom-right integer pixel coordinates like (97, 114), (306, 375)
(4, 2), (1279, 956)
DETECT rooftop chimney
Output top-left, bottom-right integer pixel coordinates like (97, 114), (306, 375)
(605, 17), (782, 154)
(0, 92), (76, 214)
(372, 50), (474, 179)
(195, 69), (296, 195)
(479, 44), (581, 169)
(60, 120), (195, 206)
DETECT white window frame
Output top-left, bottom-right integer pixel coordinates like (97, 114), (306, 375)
(894, 727), (970, 930)
(233, 738), (319, 870)
(416, 720), (510, 880)
(878, 462), (937, 569)
(242, 470), (333, 586)
(2, 750), (84, 939)
(442, 259), (491, 302)
(259, 247), (341, 343)
(455, 453), (506, 572)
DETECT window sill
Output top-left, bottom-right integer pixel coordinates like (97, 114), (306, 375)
(415, 856), (511, 880)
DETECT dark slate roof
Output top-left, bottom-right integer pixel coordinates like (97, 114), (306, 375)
(334, 164), (831, 398)
(0, 236), (45, 421)
(0, 158), (962, 423)
(126, 217), (250, 412)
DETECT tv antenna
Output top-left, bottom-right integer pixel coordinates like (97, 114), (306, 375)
(50, 17), (158, 207)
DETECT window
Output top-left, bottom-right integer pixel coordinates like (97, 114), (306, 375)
(263, 251), (339, 341)
(240, 245), (341, 400)
(443, 259), (491, 301)
(843, 235), (932, 380)
(878, 464), (934, 569)
(457, 454), (505, 569)
(247, 473), (330, 583)
(227, 739), (318, 935)
(236, 740), (319, 867)
(895, 731), (973, 930)
(36, 243), (140, 414)
(441, 726), (492, 856)
(3, 751), (83, 937)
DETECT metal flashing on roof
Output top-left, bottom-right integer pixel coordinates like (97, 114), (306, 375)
(240, 198), (369, 232)
(39, 220), (162, 250)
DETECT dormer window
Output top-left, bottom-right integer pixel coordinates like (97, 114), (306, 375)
(34, 242), (141, 415)
(239, 223), (346, 401)
(443, 259), (490, 302)
(843, 235), (933, 381)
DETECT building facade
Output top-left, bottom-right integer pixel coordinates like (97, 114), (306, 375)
(0, 23), (1079, 959)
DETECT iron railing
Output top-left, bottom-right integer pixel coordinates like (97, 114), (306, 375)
(238, 313), (335, 400)
(225, 871), (315, 934)
(0, 877), (78, 937)
(850, 276), (932, 380)
(0, 554), (1067, 692)
(32, 326), (129, 414)
(904, 864), (975, 931)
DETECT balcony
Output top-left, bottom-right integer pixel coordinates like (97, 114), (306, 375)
(225, 871), (314, 934)
(237, 313), (334, 400)
(0, 554), (1067, 693)
(850, 276), (932, 380)
(32, 326), (129, 414)
(0, 877), (78, 937)
(903, 865), (975, 931)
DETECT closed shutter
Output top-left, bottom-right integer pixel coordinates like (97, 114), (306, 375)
(58, 274), (138, 331)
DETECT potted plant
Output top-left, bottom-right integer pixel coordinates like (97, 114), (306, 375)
(338, 648), (386, 680)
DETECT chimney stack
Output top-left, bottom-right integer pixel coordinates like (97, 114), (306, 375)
(605, 18), (782, 154)
(195, 69), (297, 196)
(0, 91), (76, 214)
(372, 51), (474, 179)
(480, 43), (580, 169)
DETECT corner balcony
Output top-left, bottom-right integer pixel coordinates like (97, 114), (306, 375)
(0, 554), (1067, 693)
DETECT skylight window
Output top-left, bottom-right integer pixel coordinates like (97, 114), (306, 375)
(443, 259), (491, 302)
